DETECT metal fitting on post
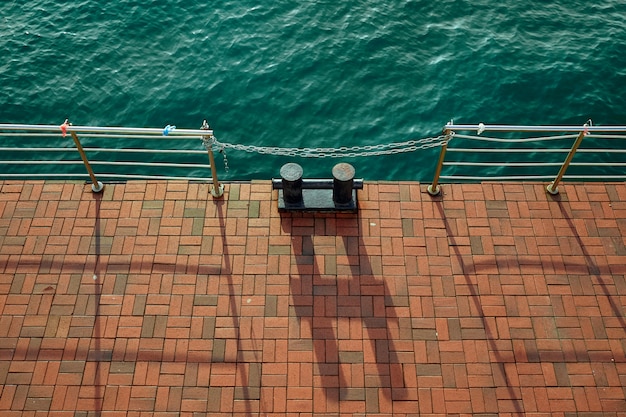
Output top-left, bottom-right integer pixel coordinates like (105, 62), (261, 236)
(546, 182), (559, 195)
(427, 184), (441, 196)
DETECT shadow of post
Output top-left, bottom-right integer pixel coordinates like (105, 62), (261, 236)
(214, 199), (257, 414)
(434, 200), (525, 414)
(286, 212), (406, 413)
(555, 200), (626, 332)
(89, 191), (104, 417)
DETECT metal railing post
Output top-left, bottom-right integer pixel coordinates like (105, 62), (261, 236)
(66, 121), (104, 193)
(546, 121), (590, 195)
(201, 120), (224, 198)
(427, 129), (453, 196)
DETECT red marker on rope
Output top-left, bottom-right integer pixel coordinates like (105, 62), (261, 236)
(60, 119), (70, 137)
(583, 119), (592, 136)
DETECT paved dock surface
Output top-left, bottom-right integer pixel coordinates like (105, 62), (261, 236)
(0, 180), (625, 416)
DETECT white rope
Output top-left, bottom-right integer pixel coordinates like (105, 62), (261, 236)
(453, 133), (579, 143)
(0, 123), (213, 137)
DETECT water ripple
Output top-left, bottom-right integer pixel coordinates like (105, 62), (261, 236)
(1, 0), (626, 180)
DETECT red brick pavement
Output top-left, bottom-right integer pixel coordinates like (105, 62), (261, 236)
(0, 179), (625, 416)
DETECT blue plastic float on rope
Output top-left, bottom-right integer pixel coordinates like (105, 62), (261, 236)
(163, 125), (176, 136)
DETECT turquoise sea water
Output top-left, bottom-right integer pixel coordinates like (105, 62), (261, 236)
(1, 1), (626, 181)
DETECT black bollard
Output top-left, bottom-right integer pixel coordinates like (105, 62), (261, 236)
(280, 162), (303, 204)
(332, 162), (355, 205)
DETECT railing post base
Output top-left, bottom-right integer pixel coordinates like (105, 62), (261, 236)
(211, 183), (225, 198)
(427, 184), (441, 196)
(91, 181), (104, 193)
(546, 182), (559, 195)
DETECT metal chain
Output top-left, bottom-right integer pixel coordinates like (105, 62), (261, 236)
(208, 135), (446, 159)
(201, 134), (230, 172)
(219, 145), (230, 172)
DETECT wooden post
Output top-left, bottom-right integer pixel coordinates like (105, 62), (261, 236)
(70, 130), (103, 193)
(546, 123), (589, 195)
(201, 120), (224, 198)
(427, 130), (452, 196)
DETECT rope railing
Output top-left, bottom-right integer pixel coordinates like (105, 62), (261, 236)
(1, 121), (449, 198)
(0, 121), (223, 196)
(428, 121), (626, 196)
(440, 123), (626, 133)
(0, 123), (214, 137)
(4, 120), (626, 198)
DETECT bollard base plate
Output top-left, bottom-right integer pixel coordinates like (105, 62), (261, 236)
(277, 189), (358, 212)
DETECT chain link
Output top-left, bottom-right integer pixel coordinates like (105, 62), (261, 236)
(204, 135), (447, 159)
(201, 135), (229, 172)
(219, 145), (230, 172)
